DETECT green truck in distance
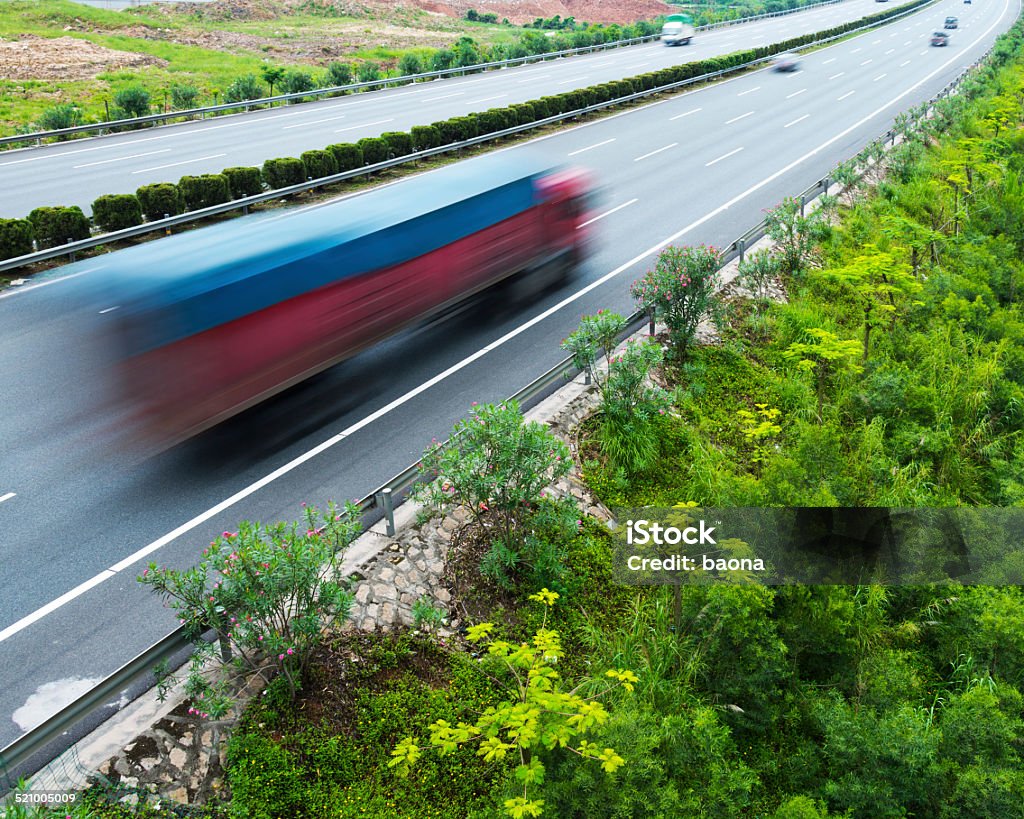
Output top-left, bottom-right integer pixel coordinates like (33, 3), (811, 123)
(661, 13), (696, 45)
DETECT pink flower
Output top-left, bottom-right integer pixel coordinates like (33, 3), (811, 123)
(472, 401), (478, 406)
(141, 569), (149, 577)
(258, 635), (264, 641)
(278, 653), (285, 660)
(287, 648), (294, 655)
(223, 531), (233, 539)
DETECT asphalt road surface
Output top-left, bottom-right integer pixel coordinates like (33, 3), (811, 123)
(0, 0), (1014, 750)
(4, 0), (920, 217)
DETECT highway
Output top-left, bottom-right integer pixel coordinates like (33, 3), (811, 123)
(3, 0), (924, 217)
(0, 0), (1015, 750)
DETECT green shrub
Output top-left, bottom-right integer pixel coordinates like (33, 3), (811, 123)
(511, 103), (536, 124)
(327, 142), (363, 171)
(262, 157), (306, 189)
(325, 61), (353, 88)
(136, 182), (182, 221)
(300, 149), (338, 179)
(177, 173), (231, 211)
(0, 218), (34, 260)
(223, 166), (263, 198)
(91, 194), (143, 232)
(398, 52), (422, 77)
(432, 119), (462, 145)
(36, 103), (83, 134)
(357, 136), (389, 165)
(381, 131), (413, 158)
(282, 68), (315, 101)
(455, 115), (479, 140)
(410, 125), (441, 152)
(224, 73), (265, 103)
(170, 83), (199, 111)
(113, 86), (151, 118)
(356, 60), (382, 83)
(475, 108), (504, 134)
(27, 206), (90, 248)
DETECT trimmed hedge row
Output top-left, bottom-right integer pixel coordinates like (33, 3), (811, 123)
(1, 0), (932, 263)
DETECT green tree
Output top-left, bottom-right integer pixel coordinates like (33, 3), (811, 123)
(764, 196), (833, 275)
(259, 64), (286, 96)
(113, 85), (151, 118)
(782, 328), (862, 422)
(817, 244), (922, 363)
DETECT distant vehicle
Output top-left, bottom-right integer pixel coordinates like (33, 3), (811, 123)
(944, 16), (959, 27)
(773, 52), (802, 71)
(102, 153), (596, 446)
(661, 13), (695, 45)
(964, 0), (971, 4)
(931, 31), (950, 45)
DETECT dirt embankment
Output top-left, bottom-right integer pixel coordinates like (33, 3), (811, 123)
(0, 35), (166, 81)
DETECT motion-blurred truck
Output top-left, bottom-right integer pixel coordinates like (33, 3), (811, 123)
(661, 14), (695, 45)
(101, 152), (595, 446)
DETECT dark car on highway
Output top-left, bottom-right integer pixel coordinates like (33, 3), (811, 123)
(931, 31), (950, 46)
(945, 16), (959, 28)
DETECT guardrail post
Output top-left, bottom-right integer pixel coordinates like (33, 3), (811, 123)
(737, 237), (746, 264)
(217, 628), (233, 662)
(799, 195), (806, 218)
(823, 177), (830, 196)
(648, 311), (656, 336)
(381, 487), (396, 537)
(67, 239), (76, 263)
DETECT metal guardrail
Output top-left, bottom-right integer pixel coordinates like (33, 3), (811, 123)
(0, 0), (848, 148)
(0, 0), (930, 275)
(0, 1), (985, 793)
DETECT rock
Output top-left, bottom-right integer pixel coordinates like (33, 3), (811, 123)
(399, 592), (416, 606)
(380, 602), (396, 623)
(355, 584), (370, 604)
(435, 588), (451, 604)
(365, 603), (379, 620)
(114, 756), (130, 776)
(138, 756), (159, 772)
(163, 786), (188, 803)
(378, 567), (395, 583)
(441, 516), (459, 533)
(169, 747), (187, 770)
(372, 583), (392, 601)
(121, 776), (139, 789)
(395, 573), (410, 591)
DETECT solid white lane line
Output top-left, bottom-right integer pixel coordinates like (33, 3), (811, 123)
(568, 138), (615, 156)
(0, 493), (15, 504)
(282, 113), (348, 129)
(786, 88), (807, 99)
(670, 107), (702, 120)
(0, 267), (105, 300)
(737, 86), (761, 97)
(785, 114), (810, 128)
(467, 94), (508, 104)
(72, 149), (171, 169)
(2, 0), (1010, 643)
(334, 118), (394, 133)
(706, 146), (743, 166)
(132, 153), (226, 174)
(634, 143), (678, 162)
(838, 90), (856, 100)
(578, 198), (638, 227)
(425, 92), (465, 100)
(725, 111), (754, 124)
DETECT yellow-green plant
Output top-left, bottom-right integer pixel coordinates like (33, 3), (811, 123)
(737, 403), (782, 465)
(783, 328), (862, 423)
(390, 589), (636, 818)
